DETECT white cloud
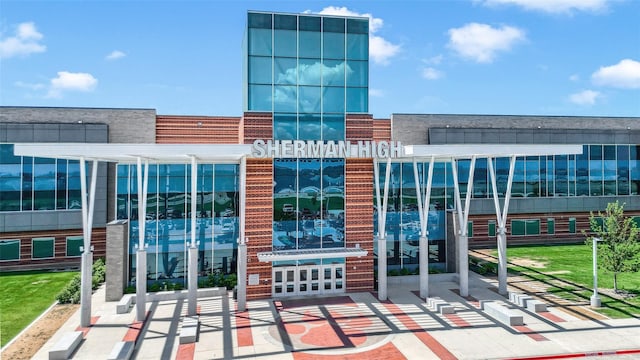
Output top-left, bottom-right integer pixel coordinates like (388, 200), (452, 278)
(569, 74), (580, 82)
(310, 6), (400, 65)
(0, 22), (46, 59)
(569, 90), (601, 105)
(447, 23), (526, 63)
(47, 71), (98, 98)
(475, 0), (609, 14)
(106, 50), (126, 60)
(422, 67), (444, 80)
(591, 59), (640, 89)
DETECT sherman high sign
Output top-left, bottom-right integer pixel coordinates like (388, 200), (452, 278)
(251, 140), (403, 159)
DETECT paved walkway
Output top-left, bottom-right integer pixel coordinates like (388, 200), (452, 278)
(31, 273), (640, 360)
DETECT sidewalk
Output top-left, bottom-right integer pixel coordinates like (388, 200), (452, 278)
(32, 273), (640, 360)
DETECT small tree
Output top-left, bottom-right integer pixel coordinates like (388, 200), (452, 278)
(584, 201), (640, 292)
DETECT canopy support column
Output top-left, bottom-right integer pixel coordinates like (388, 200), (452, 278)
(488, 155), (516, 295)
(451, 156), (476, 297)
(413, 157), (435, 299)
(237, 156), (247, 311)
(135, 157), (149, 322)
(187, 156), (199, 316)
(79, 158), (98, 327)
(374, 157), (392, 301)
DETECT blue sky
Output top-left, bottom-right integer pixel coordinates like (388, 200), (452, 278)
(1, 0), (639, 118)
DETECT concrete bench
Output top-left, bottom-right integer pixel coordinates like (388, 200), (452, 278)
(107, 341), (135, 360)
(49, 331), (83, 360)
(509, 292), (547, 312)
(116, 294), (135, 314)
(179, 315), (199, 344)
(483, 302), (524, 326)
(427, 297), (456, 314)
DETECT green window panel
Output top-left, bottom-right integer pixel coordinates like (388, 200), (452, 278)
(547, 218), (555, 235)
(511, 220), (525, 235)
(32, 237), (54, 259)
(66, 236), (83, 257)
(0, 239), (20, 261)
(526, 220), (540, 235)
(511, 219), (540, 236)
(488, 221), (496, 237)
(569, 217), (576, 233)
(467, 221), (473, 237)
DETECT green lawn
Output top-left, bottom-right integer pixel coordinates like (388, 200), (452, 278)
(488, 244), (640, 318)
(0, 270), (78, 347)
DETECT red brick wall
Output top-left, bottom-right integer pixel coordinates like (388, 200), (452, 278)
(242, 112), (273, 144)
(156, 115), (241, 144)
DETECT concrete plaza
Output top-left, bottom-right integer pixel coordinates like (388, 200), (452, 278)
(31, 273), (640, 360)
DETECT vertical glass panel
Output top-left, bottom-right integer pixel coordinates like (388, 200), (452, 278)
(512, 158), (525, 197)
(554, 155), (568, 197)
(568, 155), (576, 196)
(473, 158), (487, 198)
(511, 220), (525, 236)
(248, 28), (272, 56)
(22, 158), (33, 211)
(274, 85), (297, 112)
(539, 157), (547, 197)
(248, 84), (272, 111)
(347, 18), (368, 34)
(322, 114), (344, 141)
(321, 158), (344, 248)
(300, 16), (321, 31)
(604, 145), (617, 196)
(569, 217), (576, 233)
(322, 87), (345, 113)
(299, 114), (322, 141)
(323, 32), (345, 59)
(274, 30), (297, 57)
(298, 59), (322, 85)
(618, 145), (630, 195)
(0, 145), (22, 211)
(495, 158), (509, 197)
(590, 145), (603, 196)
(298, 86), (321, 114)
(299, 31), (321, 58)
(576, 145), (589, 196)
(32, 237), (54, 259)
(547, 218), (555, 235)
(249, 56), (272, 84)
(488, 221), (496, 237)
(457, 160), (471, 198)
(274, 57), (297, 84)
(56, 160), (67, 209)
(248, 12), (272, 29)
(347, 33), (368, 60)
(346, 60), (367, 87)
(631, 146), (640, 195)
(299, 159), (321, 249)
(66, 236), (83, 257)
(322, 60), (345, 86)
(525, 156), (540, 197)
(274, 159), (298, 250)
(274, 113), (297, 140)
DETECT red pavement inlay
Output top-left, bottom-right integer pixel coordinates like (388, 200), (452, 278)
(293, 341), (407, 360)
(123, 311), (150, 344)
(449, 289), (480, 308)
(382, 302), (458, 360)
(234, 303), (253, 347)
(513, 325), (549, 342)
(444, 314), (472, 328)
(175, 343), (195, 360)
(75, 316), (100, 338)
(538, 311), (566, 323)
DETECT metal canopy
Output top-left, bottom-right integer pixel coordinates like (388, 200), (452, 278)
(13, 143), (253, 163)
(257, 247), (368, 262)
(403, 144), (583, 161)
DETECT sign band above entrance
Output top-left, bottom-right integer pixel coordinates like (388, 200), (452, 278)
(251, 140), (403, 159)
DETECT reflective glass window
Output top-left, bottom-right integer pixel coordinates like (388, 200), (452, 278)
(568, 155), (576, 196)
(274, 113), (297, 140)
(22, 158), (33, 211)
(32, 237), (54, 259)
(56, 160), (67, 209)
(322, 114), (344, 141)
(274, 14), (297, 30)
(274, 85), (297, 112)
(248, 84), (272, 111)
(66, 236), (83, 257)
(0, 240), (20, 261)
(248, 12), (272, 29)
(298, 59), (322, 85)
(603, 145), (617, 196)
(249, 56), (272, 84)
(299, 31), (321, 58)
(618, 145), (630, 195)
(248, 28), (272, 56)
(274, 57), (297, 84)
(298, 114), (322, 141)
(274, 30), (297, 57)
(323, 17), (345, 33)
(590, 145), (603, 196)
(347, 33), (368, 60)
(525, 156), (540, 197)
(299, 16), (321, 31)
(347, 18), (368, 34)
(346, 60), (367, 87)
(554, 155), (568, 196)
(322, 60), (345, 86)
(473, 158), (488, 198)
(298, 86), (321, 114)
(323, 32), (345, 59)
(576, 145), (589, 196)
(346, 87), (367, 113)
(631, 146), (640, 195)
(322, 87), (345, 113)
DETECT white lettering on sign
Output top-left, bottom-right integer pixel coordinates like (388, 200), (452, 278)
(251, 140), (403, 159)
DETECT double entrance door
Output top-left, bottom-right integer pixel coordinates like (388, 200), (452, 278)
(273, 264), (345, 297)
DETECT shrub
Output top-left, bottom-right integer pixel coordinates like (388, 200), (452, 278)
(56, 259), (107, 304)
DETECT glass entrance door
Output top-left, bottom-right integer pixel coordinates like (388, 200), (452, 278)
(273, 264), (345, 297)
